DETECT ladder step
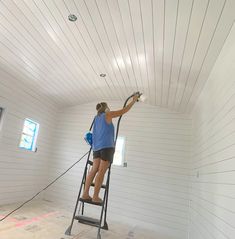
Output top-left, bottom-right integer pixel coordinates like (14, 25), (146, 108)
(75, 215), (100, 227)
(75, 215), (108, 230)
(82, 181), (106, 189)
(79, 198), (103, 206)
(90, 182), (106, 189)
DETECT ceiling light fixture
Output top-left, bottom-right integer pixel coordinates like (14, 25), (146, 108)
(100, 73), (106, 77)
(68, 14), (77, 22)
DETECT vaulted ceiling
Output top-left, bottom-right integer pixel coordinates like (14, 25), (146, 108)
(0, 0), (234, 113)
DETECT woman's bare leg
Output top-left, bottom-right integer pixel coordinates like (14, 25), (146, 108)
(92, 160), (110, 203)
(82, 158), (101, 199)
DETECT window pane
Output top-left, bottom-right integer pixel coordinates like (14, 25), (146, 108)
(23, 120), (36, 136)
(20, 134), (33, 150)
(19, 119), (39, 152)
(113, 136), (125, 166)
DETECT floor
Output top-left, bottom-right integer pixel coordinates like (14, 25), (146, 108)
(0, 200), (159, 239)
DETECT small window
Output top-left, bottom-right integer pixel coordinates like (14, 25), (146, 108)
(113, 136), (125, 166)
(19, 118), (39, 152)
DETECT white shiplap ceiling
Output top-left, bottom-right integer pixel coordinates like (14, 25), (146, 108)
(0, 0), (234, 112)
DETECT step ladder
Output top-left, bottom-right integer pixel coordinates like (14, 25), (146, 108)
(65, 147), (112, 239)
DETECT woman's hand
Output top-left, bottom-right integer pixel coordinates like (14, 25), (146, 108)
(106, 92), (140, 121)
(133, 94), (139, 102)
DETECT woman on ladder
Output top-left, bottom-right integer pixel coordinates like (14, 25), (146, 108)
(82, 94), (139, 204)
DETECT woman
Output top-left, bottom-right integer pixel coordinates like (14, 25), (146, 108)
(82, 94), (139, 204)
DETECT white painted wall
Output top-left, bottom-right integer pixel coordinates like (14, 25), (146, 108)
(0, 69), (57, 205)
(189, 24), (235, 238)
(44, 101), (192, 239)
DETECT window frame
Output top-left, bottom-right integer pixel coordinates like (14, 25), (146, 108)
(19, 118), (40, 152)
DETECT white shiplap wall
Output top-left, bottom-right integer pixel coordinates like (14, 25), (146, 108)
(189, 24), (235, 239)
(44, 101), (191, 239)
(0, 70), (57, 205)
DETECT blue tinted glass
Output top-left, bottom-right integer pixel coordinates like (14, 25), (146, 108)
(19, 119), (39, 151)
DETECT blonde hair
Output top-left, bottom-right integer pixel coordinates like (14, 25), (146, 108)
(96, 102), (108, 115)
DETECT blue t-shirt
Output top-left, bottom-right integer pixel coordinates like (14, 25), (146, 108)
(92, 113), (115, 151)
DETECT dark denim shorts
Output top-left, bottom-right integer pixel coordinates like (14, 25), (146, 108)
(93, 147), (115, 163)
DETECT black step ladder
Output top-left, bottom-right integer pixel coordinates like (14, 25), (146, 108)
(65, 146), (112, 239)
(65, 92), (138, 239)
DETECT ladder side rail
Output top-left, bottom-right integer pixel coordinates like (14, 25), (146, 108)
(103, 166), (111, 229)
(65, 147), (92, 235)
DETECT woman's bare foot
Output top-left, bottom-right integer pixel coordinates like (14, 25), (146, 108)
(81, 194), (92, 201)
(92, 197), (103, 204)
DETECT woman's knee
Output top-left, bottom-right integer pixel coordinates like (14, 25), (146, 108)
(91, 167), (99, 174)
(98, 161), (110, 172)
(92, 158), (101, 173)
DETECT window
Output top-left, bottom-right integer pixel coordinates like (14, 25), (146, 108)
(113, 136), (125, 166)
(19, 118), (39, 152)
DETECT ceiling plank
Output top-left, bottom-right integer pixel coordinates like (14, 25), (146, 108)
(173, 0), (210, 111)
(152, 0), (165, 105)
(167, 0), (194, 110)
(185, 0), (235, 113)
(178, 0), (226, 112)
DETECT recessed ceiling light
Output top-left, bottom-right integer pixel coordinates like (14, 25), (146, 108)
(100, 73), (106, 77)
(68, 14), (77, 22)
